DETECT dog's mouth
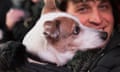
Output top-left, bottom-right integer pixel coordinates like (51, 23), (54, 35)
(73, 42), (107, 51)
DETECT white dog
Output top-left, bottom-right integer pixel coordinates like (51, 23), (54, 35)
(22, 0), (107, 66)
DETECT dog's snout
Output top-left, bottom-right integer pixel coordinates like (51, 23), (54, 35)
(73, 26), (80, 35)
(100, 32), (108, 40)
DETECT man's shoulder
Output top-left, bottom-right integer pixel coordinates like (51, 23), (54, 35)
(97, 46), (120, 67)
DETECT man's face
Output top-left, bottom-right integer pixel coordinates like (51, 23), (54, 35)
(66, 0), (114, 41)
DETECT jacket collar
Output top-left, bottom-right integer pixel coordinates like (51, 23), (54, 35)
(104, 30), (120, 51)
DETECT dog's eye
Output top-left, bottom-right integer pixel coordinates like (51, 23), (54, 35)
(73, 26), (80, 35)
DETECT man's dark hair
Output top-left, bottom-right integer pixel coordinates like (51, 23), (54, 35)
(110, 0), (120, 32)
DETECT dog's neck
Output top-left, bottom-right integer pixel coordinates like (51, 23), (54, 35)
(27, 56), (57, 66)
(28, 43), (76, 66)
(28, 57), (48, 65)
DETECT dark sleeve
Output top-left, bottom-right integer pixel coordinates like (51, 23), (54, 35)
(0, 41), (27, 70)
(110, 67), (120, 72)
(0, 41), (72, 72)
(22, 63), (72, 72)
(12, 21), (30, 42)
(90, 47), (120, 72)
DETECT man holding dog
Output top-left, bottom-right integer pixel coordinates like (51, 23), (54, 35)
(58, 0), (120, 72)
(2, 0), (120, 72)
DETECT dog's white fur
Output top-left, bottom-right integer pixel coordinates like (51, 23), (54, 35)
(22, 12), (106, 66)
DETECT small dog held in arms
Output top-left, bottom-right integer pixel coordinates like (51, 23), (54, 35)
(22, 0), (108, 66)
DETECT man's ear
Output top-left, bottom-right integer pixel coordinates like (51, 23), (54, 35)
(43, 20), (60, 40)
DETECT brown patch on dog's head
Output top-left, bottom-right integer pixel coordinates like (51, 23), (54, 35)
(43, 17), (80, 52)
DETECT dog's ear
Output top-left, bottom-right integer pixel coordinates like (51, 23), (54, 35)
(42, 0), (59, 14)
(43, 20), (60, 40)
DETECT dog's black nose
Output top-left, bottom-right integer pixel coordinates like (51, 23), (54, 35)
(100, 32), (108, 40)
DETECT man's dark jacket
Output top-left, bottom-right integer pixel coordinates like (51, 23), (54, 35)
(0, 41), (72, 72)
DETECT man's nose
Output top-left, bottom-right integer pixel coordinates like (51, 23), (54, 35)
(88, 11), (104, 29)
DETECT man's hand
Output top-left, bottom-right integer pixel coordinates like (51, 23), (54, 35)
(6, 9), (25, 30)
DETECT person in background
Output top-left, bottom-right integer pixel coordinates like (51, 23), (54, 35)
(56, 0), (120, 72)
(6, 0), (44, 41)
(0, 0), (14, 42)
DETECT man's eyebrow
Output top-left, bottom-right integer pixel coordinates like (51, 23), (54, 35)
(70, 0), (109, 3)
(99, 0), (109, 3)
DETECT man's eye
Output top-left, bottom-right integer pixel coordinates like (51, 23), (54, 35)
(77, 7), (89, 13)
(99, 4), (110, 11)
